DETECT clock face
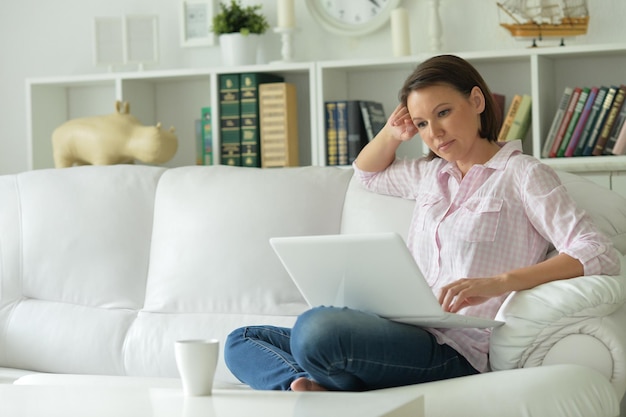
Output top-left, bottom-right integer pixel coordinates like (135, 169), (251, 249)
(306, 0), (402, 36)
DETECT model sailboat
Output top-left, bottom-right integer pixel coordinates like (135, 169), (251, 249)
(497, 0), (589, 45)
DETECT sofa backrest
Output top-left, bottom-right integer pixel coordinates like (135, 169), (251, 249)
(0, 165), (353, 381)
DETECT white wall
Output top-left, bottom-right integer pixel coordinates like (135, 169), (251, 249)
(1, 0), (624, 174)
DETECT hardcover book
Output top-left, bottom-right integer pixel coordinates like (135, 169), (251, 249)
(347, 100), (367, 164)
(564, 87), (597, 157)
(201, 106), (213, 165)
(542, 87), (573, 158)
(359, 101), (386, 142)
(325, 101), (339, 166)
(582, 86), (618, 156)
(573, 86), (608, 157)
(240, 73), (284, 167)
(259, 82), (299, 167)
(593, 85), (626, 156)
(549, 87), (581, 157)
(219, 74), (241, 166)
(556, 87), (589, 157)
(497, 94), (522, 142)
(335, 101), (349, 165)
(604, 85), (626, 155)
(505, 94), (532, 142)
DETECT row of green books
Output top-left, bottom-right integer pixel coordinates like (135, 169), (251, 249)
(543, 84), (626, 158)
(219, 72), (284, 167)
(324, 100), (386, 166)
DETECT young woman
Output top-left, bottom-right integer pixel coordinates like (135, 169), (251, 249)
(224, 55), (621, 392)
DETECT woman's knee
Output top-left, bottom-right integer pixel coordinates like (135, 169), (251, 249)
(291, 307), (359, 360)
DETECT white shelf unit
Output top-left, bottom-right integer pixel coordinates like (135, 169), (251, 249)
(26, 62), (316, 170)
(27, 44), (626, 191)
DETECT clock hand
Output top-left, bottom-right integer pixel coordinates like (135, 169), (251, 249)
(369, 0), (381, 8)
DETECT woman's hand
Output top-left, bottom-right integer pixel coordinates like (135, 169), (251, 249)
(385, 103), (418, 142)
(438, 276), (509, 313)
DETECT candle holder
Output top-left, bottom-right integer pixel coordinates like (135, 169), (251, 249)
(273, 27), (295, 63)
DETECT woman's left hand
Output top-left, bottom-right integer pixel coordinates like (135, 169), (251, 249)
(438, 277), (508, 313)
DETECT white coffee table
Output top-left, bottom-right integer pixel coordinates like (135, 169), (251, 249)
(1, 381), (424, 417)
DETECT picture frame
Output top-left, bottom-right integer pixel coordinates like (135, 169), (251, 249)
(125, 15), (159, 67)
(180, 0), (217, 48)
(93, 17), (125, 67)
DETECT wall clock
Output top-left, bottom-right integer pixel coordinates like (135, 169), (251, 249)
(305, 0), (402, 36)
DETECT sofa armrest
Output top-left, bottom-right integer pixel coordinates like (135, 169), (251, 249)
(490, 256), (626, 386)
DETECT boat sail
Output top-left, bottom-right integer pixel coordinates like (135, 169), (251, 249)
(497, 0), (589, 42)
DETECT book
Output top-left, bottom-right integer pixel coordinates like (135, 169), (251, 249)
(505, 94), (532, 141)
(201, 106), (213, 165)
(492, 93), (506, 127)
(325, 101), (339, 166)
(347, 100), (367, 164)
(335, 101), (349, 165)
(548, 87), (582, 158)
(593, 85), (626, 155)
(603, 85), (626, 155)
(582, 86), (618, 156)
(556, 87), (589, 157)
(497, 94), (522, 142)
(611, 117), (626, 155)
(240, 73), (284, 167)
(359, 101), (386, 141)
(564, 87), (597, 157)
(542, 87), (573, 158)
(218, 74), (241, 166)
(259, 82), (299, 167)
(573, 87), (608, 156)
(195, 119), (203, 165)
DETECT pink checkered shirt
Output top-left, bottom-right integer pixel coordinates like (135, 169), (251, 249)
(353, 140), (620, 373)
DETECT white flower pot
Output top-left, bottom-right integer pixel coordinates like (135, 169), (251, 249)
(219, 33), (259, 66)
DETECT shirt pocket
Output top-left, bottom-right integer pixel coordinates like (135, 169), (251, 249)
(456, 197), (503, 242)
(414, 193), (444, 232)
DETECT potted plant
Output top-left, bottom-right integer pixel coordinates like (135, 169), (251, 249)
(211, 0), (270, 66)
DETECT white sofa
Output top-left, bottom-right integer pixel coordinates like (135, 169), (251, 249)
(1, 164), (626, 417)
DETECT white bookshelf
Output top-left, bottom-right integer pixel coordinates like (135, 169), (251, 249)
(26, 43), (626, 194)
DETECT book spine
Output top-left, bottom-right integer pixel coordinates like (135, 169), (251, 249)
(593, 85), (626, 155)
(611, 117), (626, 155)
(347, 100), (366, 164)
(325, 101), (338, 166)
(201, 106), (213, 165)
(505, 94), (532, 142)
(259, 82), (299, 167)
(542, 87), (573, 158)
(583, 86), (618, 156)
(497, 94), (522, 142)
(557, 87), (589, 157)
(603, 85), (626, 155)
(336, 101), (348, 165)
(564, 87), (597, 157)
(240, 73), (284, 167)
(549, 87), (581, 157)
(574, 87), (608, 156)
(219, 74), (241, 166)
(195, 119), (203, 165)
(359, 101), (375, 141)
(366, 101), (387, 139)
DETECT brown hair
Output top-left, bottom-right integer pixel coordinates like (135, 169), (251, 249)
(399, 55), (501, 158)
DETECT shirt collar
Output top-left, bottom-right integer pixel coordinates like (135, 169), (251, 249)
(438, 140), (523, 180)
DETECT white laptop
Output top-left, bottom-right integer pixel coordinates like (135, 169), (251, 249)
(269, 232), (504, 329)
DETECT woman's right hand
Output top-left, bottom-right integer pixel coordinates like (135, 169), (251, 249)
(354, 103), (418, 172)
(385, 103), (418, 142)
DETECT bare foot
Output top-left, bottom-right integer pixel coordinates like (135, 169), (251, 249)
(290, 377), (328, 392)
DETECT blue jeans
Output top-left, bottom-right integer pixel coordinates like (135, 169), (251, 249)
(224, 306), (478, 391)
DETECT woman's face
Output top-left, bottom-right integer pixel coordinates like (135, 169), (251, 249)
(407, 83), (487, 168)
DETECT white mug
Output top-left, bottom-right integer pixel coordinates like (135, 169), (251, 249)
(175, 339), (220, 396)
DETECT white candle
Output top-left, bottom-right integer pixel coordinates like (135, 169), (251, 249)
(277, 0), (296, 29)
(391, 7), (411, 57)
